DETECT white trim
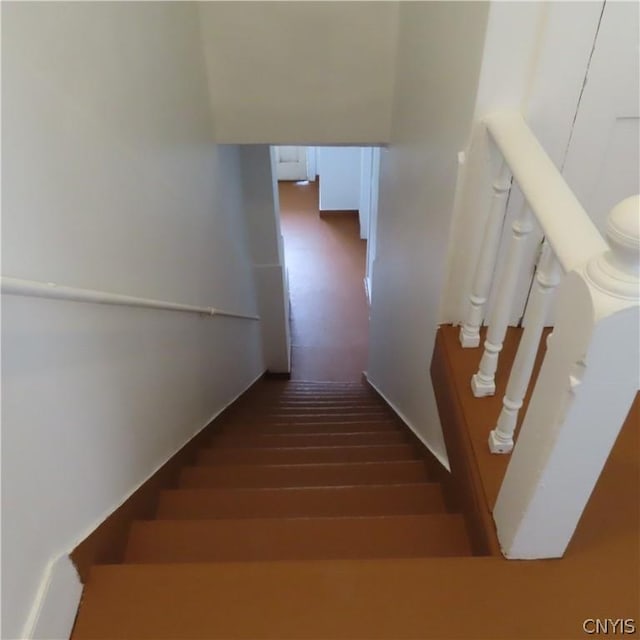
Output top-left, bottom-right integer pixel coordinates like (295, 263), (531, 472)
(21, 369), (265, 639)
(21, 555), (83, 640)
(364, 277), (371, 305)
(306, 147), (317, 182)
(1, 277), (260, 321)
(364, 373), (451, 472)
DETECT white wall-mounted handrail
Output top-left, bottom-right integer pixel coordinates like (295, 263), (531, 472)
(1, 277), (260, 320)
(484, 110), (608, 272)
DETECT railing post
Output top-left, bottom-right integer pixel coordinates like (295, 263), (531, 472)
(471, 202), (534, 397)
(459, 159), (511, 348)
(488, 242), (562, 453)
(493, 196), (639, 559)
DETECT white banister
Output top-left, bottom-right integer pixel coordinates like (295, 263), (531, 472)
(459, 159), (512, 348)
(1, 277), (260, 320)
(471, 202), (534, 397)
(484, 111), (608, 272)
(494, 196), (639, 559)
(488, 242), (562, 453)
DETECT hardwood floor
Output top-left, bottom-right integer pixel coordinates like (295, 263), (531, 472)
(278, 180), (368, 381)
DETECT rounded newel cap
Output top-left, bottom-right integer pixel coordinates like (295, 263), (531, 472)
(586, 195), (640, 300)
(606, 195), (640, 255)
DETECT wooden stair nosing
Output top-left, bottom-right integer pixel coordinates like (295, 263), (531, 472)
(237, 392), (382, 399)
(178, 460), (432, 488)
(156, 483), (444, 519)
(210, 432), (408, 448)
(234, 397), (388, 408)
(124, 513), (471, 563)
(227, 407), (393, 415)
(196, 443), (420, 465)
(220, 421), (401, 434)
(222, 412), (393, 423)
(259, 382), (369, 387)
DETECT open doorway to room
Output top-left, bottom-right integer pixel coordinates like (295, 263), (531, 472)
(271, 145), (381, 381)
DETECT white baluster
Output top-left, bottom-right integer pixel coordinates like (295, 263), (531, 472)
(471, 202), (534, 397)
(459, 160), (512, 347)
(488, 242), (562, 453)
(494, 195), (639, 559)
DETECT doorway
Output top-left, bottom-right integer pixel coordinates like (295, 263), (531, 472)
(272, 145), (381, 381)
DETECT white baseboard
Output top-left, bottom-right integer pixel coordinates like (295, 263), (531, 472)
(22, 554), (83, 640)
(364, 373), (451, 472)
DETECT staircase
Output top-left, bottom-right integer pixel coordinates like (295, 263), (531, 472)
(72, 380), (472, 639)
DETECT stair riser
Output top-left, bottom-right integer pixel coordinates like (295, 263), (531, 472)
(238, 398), (382, 404)
(156, 484), (442, 519)
(254, 383), (369, 389)
(210, 432), (407, 448)
(197, 445), (418, 465)
(243, 390), (377, 398)
(125, 515), (470, 563)
(178, 461), (431, 489)
(221, 422), (400, 434)
(223, 413), (392, 423)
(229, 406), (391, 414)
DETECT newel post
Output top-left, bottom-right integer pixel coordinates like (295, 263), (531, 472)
(493, 196), (639, 559)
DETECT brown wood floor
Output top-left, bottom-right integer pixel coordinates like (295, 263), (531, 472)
(434, 325), (640, 636)
(278, 181), (368, 381)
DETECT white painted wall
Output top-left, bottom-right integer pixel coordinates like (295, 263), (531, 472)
(441, 2), (606, 325)
(367, 2), (490, 466)
(317, 147), (362, 212)
(306, 147), (318, 182)
(359, 149), (374, 240)
(239, 145), (291, 373)
(1, 4), (265, 638)
(197, 2), (399, 144)
(365, 148), (382, 300)
(560, 1), (640, 234)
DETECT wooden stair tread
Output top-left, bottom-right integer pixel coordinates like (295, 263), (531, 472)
(227, 410), (394, 418)
(220, 421), (401, 434)
(156, 484), (444, 518)
(179, 460), (432, 488)
(196, 443), (419, 465)
(72, 378), (476, 640)
(72, 557), (526, 640)
(222, 412), (393, 423)
(124, 514), (470, 562)
(241, 391), (378, 398)
(210, 432), (408, 447)
(229, 403), (390, 410)
(238, 398), (384, 404)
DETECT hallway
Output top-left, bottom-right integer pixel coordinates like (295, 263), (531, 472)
(278, 181), (369, 381)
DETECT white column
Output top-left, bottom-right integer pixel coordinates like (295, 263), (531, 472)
(471, 202), (534, 397)
(488, 242), (562, 453)
(494, 196), (640, 559)
(459, 160), (511, 348)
